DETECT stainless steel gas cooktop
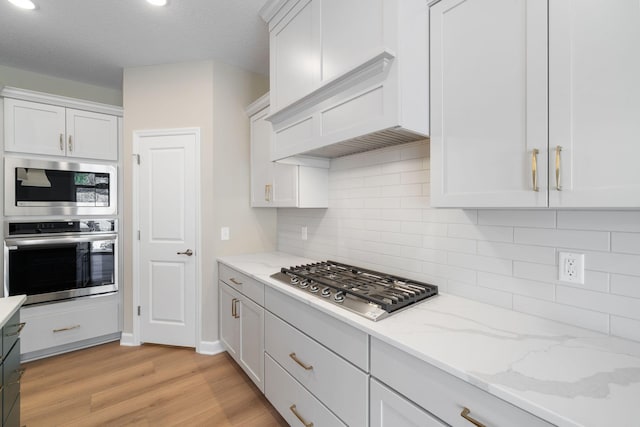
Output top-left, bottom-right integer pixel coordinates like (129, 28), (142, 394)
(270, 260), (438, 321)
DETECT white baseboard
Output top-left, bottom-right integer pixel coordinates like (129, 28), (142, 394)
(198, 340), (224, 355)
(120, 333), (138, 346)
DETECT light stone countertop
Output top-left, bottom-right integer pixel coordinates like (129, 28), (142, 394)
(0, 295), (27, 328)
(218, 252), (640, 427)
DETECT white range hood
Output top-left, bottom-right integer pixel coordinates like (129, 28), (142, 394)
(260, 0), (430, 160)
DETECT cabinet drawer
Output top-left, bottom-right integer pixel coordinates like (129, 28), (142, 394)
(21, 296), (119, 354)
(265, 354), (346, 427)
(371, 338), (553, 427)
(218, 263), (264, 305)
(265, 286), (368, 370)
(371, 378), (445, 427)
(2, 338), (21, 424)
(2, 311), (22, 360)
(265, 312), (367, 427)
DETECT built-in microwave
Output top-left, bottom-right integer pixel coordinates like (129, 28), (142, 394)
(4, 157), (117, 216)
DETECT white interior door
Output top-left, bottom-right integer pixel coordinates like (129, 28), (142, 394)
(136, 129), (198, 347)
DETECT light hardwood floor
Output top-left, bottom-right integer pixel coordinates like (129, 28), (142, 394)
(21, 342), (288, 426)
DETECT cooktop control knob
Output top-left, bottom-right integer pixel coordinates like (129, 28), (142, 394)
(334, 291), (345, 303)
(299, 279), (309, 289)
(320, 287), (331, 298)
(309, 284), (319, 293)
(290, 276), (299, 285)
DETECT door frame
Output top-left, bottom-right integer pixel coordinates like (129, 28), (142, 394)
(131, 127), (202, 351)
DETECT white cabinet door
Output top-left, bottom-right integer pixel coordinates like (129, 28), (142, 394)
(272, 163), (299, 206)
(238, 295), (265, 392)
(549, 0), (640, 207)
(250, 106), (274, 207)
(430, 0), (548, 208)
(219, 282), (240, 360)
(370, 379), (445, 427)
(4, 98), (66, 156)
(66, 108), (118, 161)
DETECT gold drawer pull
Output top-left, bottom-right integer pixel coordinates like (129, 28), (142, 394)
(5, 322), (26, 337)
(233, 299), (240, 319)
(461, 407), (486, 427)
(531, 148), (539, 192)
(289, 352), (313, 371)
(59, 133), (64, 151)
(8, 369), (25, 386)
(289, 404), (313, 427)
(53, 324), (80, 333)
(229, 278), (243, 286)
(231, 298), (237, 317)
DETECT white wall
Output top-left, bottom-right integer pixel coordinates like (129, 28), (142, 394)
(0, 64), (122, 106)
(277, 140), (640, 343)
(123, 60), (274, 343)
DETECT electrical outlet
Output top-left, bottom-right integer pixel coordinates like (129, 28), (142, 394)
(301, 226), (308, 241)
(220, 227), (230, 241)
(558, 252), (584, 284)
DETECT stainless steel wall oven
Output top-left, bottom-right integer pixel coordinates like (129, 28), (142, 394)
(4, 219), (118, 305)
(4, 157), (117, 216)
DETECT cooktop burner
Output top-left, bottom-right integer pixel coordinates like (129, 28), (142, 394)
(270, 260), (438, 321)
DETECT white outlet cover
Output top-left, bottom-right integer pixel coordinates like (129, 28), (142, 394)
(221, 227), (230, 241)
(558, 252), (585, 284)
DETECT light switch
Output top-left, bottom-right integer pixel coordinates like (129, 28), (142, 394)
(221, 227), (230, 241)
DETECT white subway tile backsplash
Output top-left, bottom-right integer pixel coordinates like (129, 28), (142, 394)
(448, 224), (513, 243)
(514, 228), (610, 251)
(611, 232), (640, 255)
(610, 274), (640, 299)
(557, 211), (640, 232)
(448, 253), (512, 275)
(556, 286), (640, 320)
(513, 296), (610, 334)
(277, 141), (640, 342)
(478, 210), (556, 228)
(477, 272), (555, 301)
(513, 261), (609, 292)
(422, 209), (478, 224)
(448, 281), (513, 309)
(610, 316), (640, 342)
(477, 241), (556, 265)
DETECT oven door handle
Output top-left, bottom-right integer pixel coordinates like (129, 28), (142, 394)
(5, 233), (118, 248)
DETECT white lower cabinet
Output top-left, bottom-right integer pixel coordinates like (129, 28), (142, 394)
(265, 354), (346, 427)
(370, 338), (553, 427)
(218, 280), (265, 392)
(20, 294), (119, 356)
(370, 378), (445, 427)
(265, 312), (368, 427)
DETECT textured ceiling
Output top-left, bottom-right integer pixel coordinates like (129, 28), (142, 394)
(0, 0), (269, 90)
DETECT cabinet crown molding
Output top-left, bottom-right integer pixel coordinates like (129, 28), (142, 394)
(0, 86), (123, 117)
(245, 92), (270, 116)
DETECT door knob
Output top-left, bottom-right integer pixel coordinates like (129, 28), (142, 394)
(177, 249), (193, 256)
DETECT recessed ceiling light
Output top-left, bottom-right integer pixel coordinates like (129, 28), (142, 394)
(7, 0), (36, 10)
(146, 0), (167, 6)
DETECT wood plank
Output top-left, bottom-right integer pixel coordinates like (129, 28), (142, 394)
(21, 342), (287, 426)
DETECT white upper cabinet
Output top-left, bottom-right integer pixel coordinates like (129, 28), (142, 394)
(431, 0), (640, 208)
(430, 0), (548, 208)
(548, 0), (640, 207)
(4, 99), (67, 157)
(247, 93), (329, 208)
(261, 0), (429, 160)
(2, 87), (121, 161)
(65, 108), (118, 161)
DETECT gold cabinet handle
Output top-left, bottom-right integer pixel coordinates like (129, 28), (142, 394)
(289, 404), (313, 427)
(555, 145), (562, 191)
(53, 324), (80, 333)
(289, 352), (313, 370)
(59, 133), (64, 151)
(68, 135), (73, 152)
(265, 184), (273, 202)
(231, 298), (237, 317)
(229, 278), (243, 286)
(233, 299), (240, 318)
(8, 369), (26, 386)
(531, 148), (539, 192)
(461, 407), (486, 427)
(5, 322), (26, 337)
